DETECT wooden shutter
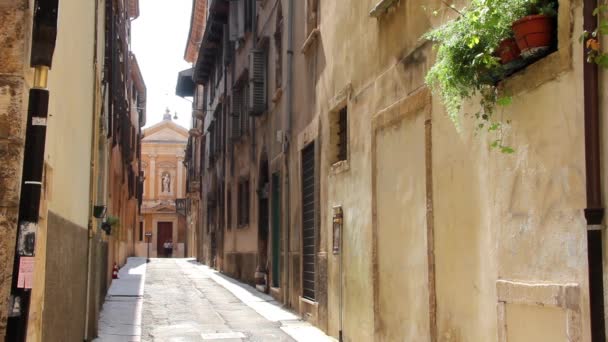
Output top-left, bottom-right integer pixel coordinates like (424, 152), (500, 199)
(205, 133), (211, 169)
(231, 89), (242, 139)
(237, 0), (245, 39)
(248, 49), (267, 116)
(223, 24), (232, 66)
(229, 0), (240, 41)
(241, 83), (250, 133)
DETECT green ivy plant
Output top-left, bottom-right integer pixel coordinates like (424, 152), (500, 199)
(423, 0), (555, 153)
(106, 215), (120, 227)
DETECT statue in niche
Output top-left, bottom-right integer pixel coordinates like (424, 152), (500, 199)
(162, 172), (171, 193)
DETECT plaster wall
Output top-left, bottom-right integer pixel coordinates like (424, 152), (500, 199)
(44, 0), (95, 227)
(315, 0), (591, 341)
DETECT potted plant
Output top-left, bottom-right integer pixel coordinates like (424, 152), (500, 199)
(497, 37), (522, 65)
(93, 205), (107, 219)
(101, 215), (120, 235)
(423, 0), (530, 152)
(512, 0), (558, 58)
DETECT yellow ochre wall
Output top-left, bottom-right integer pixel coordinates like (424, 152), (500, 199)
(318, 0), (591, 341)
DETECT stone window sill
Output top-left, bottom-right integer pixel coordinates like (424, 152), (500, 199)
(330, 159), (350, 175)
(272, 87), (283, 103)
(301, 28), (320, 54)
(369, 0), (399, 18)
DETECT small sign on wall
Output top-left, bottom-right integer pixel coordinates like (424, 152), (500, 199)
(333, 206), (343, 255)
(17, 257), (35, 289)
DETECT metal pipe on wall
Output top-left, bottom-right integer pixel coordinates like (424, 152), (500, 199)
(6, 0), (58, 340)
(583, 0), (606, 340)
(84, 0), (102, 339)
(284, 0), (294, 307)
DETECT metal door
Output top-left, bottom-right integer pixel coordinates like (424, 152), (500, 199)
(301, 143), (316, 300)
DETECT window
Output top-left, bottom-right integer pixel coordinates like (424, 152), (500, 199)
(245, 0), (254, 33)
(248, 49), (268, 116)
(227, 189), (232, 230)
(139, 221), (144, 241)
(242, 82), (250, 131)
(330, 106), (348, 164)
(238, 178), (250, 227)
(274, 4), (283, 89)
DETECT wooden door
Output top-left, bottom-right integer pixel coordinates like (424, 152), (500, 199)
(157, 222), (173, 257)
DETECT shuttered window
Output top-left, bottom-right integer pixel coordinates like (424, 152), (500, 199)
(274, 4), (283, 89)
(248, 49), (267, 116)
(301, 143), (316, 301)
(242, 82), (250, 131)
(223, 24), (233, 66)
(238, 178), (250, 227)
(338, 107), (348, 162)
(227, 189), (232, 230)
(229, 0), (242, 41)
(244, 0), (253, 33)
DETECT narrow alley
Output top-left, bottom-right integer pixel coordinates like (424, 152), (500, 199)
(4, 0), (608, 341)
(96, 259), (333, 342)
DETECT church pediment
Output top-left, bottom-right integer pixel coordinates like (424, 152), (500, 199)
(142, 128), (188, 142)
(143, 119), (188, 142)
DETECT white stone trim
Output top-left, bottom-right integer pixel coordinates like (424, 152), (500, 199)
(496, 280), (582, 342)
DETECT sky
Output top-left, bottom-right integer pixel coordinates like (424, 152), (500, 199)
(132, 0), (193, 129)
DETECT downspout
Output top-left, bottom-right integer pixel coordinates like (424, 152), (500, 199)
(6, 0), (58, 341)
(284, 0), (294, 307)
(84, 0), (101, 340)
(583, 0), (606, 341)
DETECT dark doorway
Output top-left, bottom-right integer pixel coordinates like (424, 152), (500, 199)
(157, 222), (173, 258)
(301, 142), (316, 301)
(271, 173), (281, 288)
(258, 155), (270, 281)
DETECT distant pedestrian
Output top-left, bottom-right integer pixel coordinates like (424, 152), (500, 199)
(163, 240), (173, 257)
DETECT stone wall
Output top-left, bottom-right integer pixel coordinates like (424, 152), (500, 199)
(224, 252), (257, 285)
(0, 1), (32, 339)
(41, 211), (88, 342)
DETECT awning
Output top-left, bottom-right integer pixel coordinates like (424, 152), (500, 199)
(176, 68), (195, 97)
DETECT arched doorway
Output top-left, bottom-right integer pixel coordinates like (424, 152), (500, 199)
(256, 153), (270, 290)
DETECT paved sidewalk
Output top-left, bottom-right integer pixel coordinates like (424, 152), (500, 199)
(95, 257), (147, 342)
(96, 258), (335, 342)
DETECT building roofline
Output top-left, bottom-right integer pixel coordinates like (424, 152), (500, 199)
(185, 0), (208, 64)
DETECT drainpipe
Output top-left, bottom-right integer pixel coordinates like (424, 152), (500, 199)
(84, 0), (101, 340)
(284, 0), (294, 307)
(583, 0), (606, 341)
(6, 1), (59, 340)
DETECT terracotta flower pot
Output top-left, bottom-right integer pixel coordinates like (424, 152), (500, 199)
(497, 38), (521, 64)
(512, 14), (554, 57)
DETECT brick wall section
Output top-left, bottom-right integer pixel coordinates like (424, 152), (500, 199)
(0, 1), (31, 339)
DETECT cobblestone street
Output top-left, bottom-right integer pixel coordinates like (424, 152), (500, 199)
(96, 258), (333, 342)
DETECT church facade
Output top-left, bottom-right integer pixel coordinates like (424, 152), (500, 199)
(137, 112), (190, 258)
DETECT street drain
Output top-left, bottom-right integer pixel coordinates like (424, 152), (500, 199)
(201, 332), (246, 340)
